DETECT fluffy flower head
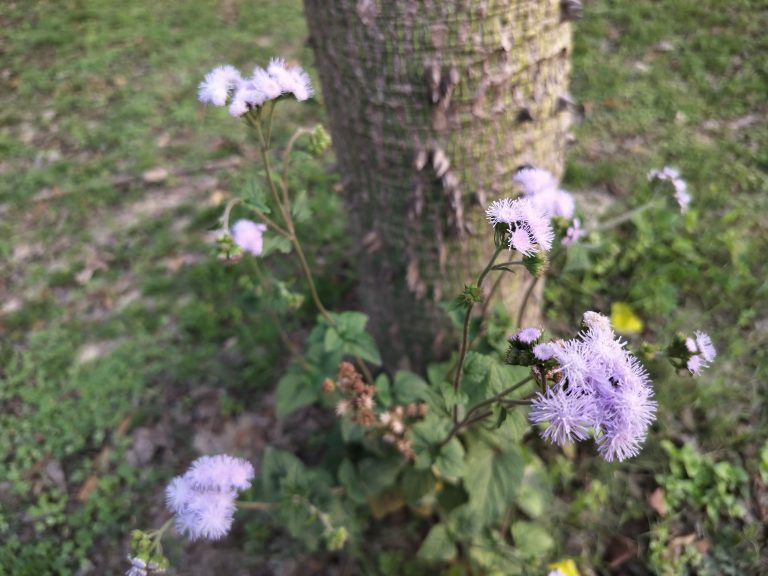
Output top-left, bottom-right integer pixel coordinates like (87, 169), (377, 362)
(685, 330), (716, 374)
(232, 219), (267, 256)
(511, 327), (542, 344)
(165, 454), (253, 541)
(268, 58), (314, 101)
(649, 166), (691, 213)
(198, 65), (243, 107)
(485, 197), (554, 256)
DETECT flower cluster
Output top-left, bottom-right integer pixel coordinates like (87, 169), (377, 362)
(379, 403), (427, 459)
(648, 166), (690, 213)
(685, 330), (717, 375)
(165, 455), (254, 541)
(198, 58), (313, 117)
(528, 311), (657, 462)
(333, 361), (377, 426)
(485, 197), (554, 256)
(513, 166), (575, 220)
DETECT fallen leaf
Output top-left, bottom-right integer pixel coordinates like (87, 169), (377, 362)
(142, 167), (169, 183)
(648, 487), (667, 516)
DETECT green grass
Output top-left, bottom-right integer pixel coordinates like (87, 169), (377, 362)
(1, 0), (766, 573)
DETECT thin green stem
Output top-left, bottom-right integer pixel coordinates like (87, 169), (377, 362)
(281, 127), (313, 200)
(516, 276), (540, 329)
(236, 500), (275, 511)
(452, 245), (505, 423)
(589, 199), (661, 232)
(439, 376), (534, 448)
(490, 260), (524, 271)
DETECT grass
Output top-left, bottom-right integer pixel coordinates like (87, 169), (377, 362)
(0, 0), (766, 574)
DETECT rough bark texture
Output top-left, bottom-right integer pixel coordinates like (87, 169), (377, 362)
(304, 0), (573, 371)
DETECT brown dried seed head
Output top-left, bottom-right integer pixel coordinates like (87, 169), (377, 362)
(322, 378), (335, 393)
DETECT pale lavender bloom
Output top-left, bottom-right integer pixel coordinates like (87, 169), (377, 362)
(511, 327), (541, 344)
(186, 454), (255, 491)
(198, 65), (243, 107)
(685, 330), (716, 374)
(530, 388), (595, 446)
(268, 58), (314, 101)
(232, 219), (267, 256)
(530, 188), (576, 219)
(649, 166), (690, 213)
(252, 67), (283, 100)
(530, 311), (656, 462)
(549, 571), (567, 576)
(513, 167), (558, 196)
(561, 218), (584, 246)
(533, 342), (557, 361)
(485, 197), (554, 256)
(126, 558), (164, 576)
(515, 166), (576, 219)
(165, 454), (254, 541)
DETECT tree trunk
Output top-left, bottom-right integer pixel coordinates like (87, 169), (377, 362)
(304, 0), (573, 371)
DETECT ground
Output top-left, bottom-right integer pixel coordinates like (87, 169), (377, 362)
(0, 0), (766, 574)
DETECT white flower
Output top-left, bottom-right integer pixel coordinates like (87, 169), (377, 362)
(251, 67), (282, 100)
(165, 454), (254, 541)
(649, 166), (691, 213)
(198, 65), (243, 107)
(267, 58), (314, 101)
(231, 219), (267, 256)
(485, 197), (554, 256)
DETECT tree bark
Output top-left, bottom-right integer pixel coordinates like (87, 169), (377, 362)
(304, 0), (573, 371)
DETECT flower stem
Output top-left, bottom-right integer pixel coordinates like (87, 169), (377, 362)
(235, 500), (275, 511)
(452, 244), (505, 423)
(439, 376), (534, 448)
(516, 275), (540, 329)
(589, 199), (661, 232)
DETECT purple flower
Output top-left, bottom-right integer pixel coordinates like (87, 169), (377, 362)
(166, 454), (254, 541)
(514, 166), (576, 219)
(561, 218), (584, 246)
(528, 312), (656, 462)
(231, 219), (267, 256)
(530, 388), (595, 446)
(685, 330), (716, 375)
(513, 167), (557, 196)
(533, 342), (557, 361)
(511, 327), (541, 344)
(485, 197), (554, 256)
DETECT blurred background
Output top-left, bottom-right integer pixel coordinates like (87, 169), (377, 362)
(1, 1), (766, 574)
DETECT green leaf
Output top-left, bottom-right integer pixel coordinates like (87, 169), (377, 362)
(401, 467), (436, 508)
(261, 235), (292, 257)
(411, 413), (452, 470)
(511, 521), (554, 558)
(517, 460), (552, 519)
(275, 370), (318, 418)
(323, 312), (382, 365)
(242, 178), (271, 214)
(417, 523), (456, 562)
(338, 459), (367, 504)
(291, 190), (311, 223)
(358, 456), (403, 496)
(464, 442), (524, 524)
(375, 373), (392, 407)
(392, 371), (430, 404)
(435, 437), (466, 481)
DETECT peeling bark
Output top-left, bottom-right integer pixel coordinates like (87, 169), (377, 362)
(304, 0), (573, 371)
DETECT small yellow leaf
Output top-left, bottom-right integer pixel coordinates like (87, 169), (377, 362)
(610, 302), (644, 334)
(548, 559), (581, 576)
